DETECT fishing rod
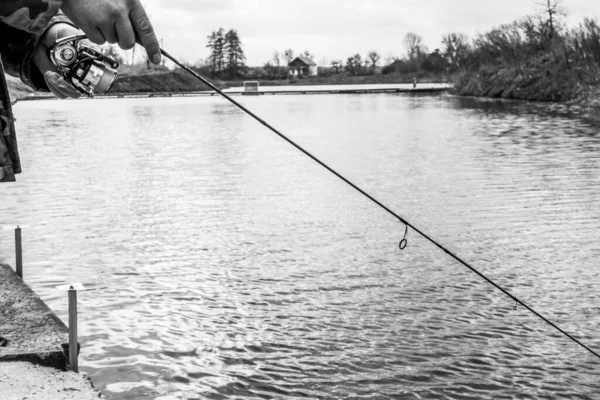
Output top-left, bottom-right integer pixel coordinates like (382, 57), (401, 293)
(160, 48), (600, 362)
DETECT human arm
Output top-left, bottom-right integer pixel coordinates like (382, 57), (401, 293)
(0, 1), (74, 92)
(1, 0), (162, 98)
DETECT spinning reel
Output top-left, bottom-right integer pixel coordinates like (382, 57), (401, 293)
(49, 35), (119, 97)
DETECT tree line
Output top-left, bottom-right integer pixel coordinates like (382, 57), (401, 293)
(383, 0), (599, 83)
(112, 0), (598, 89)
(257, 0), (600, 85)
(206, 28), (246, 79)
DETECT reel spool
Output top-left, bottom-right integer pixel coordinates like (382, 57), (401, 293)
(49, 35), (119, 97)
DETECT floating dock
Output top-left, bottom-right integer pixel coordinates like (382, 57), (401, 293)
(0, 263), (103, 399)
(16, 84), (452, 102)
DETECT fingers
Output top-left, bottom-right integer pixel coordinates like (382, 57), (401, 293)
(115, 18), (136, 50)
(33, 43), (57, 74)
(34, 41), (81, 99)
(44, 72), (82, 99)
(129, 1), (161, 64)
(100, 23), (119, 44)
(87, 28), (106, 45)
(41, 23), (83, 47)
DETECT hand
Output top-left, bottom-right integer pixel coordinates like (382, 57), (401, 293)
(60, 0), (161, 64)
(33, 23), (83, 99)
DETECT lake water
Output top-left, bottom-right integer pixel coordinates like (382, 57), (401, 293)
(1, 92), (600, 399)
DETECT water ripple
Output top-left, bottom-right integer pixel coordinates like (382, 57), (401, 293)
(1, 94), (600, 399)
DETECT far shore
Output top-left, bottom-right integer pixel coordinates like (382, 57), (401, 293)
(7, 70), (599, 111)
(12, 81), (453, 103)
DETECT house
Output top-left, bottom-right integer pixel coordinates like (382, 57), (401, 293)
(288, 57), (318, 77)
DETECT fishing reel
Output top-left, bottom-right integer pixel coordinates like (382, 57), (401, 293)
(49, 35), (119, 97)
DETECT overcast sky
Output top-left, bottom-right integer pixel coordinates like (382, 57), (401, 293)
(142, 0), (598, 66)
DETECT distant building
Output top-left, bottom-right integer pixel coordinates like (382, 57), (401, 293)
(289, 57), (318, 77)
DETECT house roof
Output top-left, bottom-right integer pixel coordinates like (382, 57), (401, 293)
(289, 56), (317, 66)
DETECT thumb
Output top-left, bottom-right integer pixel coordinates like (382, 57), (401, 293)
(44, 71), (81, 99)
(33, 43), (57, 75)
(44, 71), (68, 99)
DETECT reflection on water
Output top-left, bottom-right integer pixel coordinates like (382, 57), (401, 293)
(2, 94), (600, 399)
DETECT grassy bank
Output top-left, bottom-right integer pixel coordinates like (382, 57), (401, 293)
(453, 51), (600, 106)
(451, 17), (600, 108)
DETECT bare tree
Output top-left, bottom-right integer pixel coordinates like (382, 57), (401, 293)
(367, 51), (381, 74)
(404, 32), (425, 60)
(283, 49), (294, 65)
(352, 53), (363, 75)
(384, 53), (397, 66)
(536, 0), (565, 39)
(302, 50), (314, 59)
(273, 50), (281, 79)
(331, 60), (341, 74)
(101, 43), (125, 64)
(442, 33), (470, 69)
(345, 55), (363, 76)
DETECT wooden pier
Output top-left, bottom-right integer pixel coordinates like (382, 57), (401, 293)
(16, 85), (452, 102)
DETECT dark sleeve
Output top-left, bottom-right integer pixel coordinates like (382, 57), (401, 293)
(0, 12), (75, 92)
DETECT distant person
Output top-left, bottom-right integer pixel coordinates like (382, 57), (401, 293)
(413, 77), (417, 89)
(0, 0), (161, 182)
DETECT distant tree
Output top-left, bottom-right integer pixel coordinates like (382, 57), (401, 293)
(263, 62), (277, 79)
(272, 50), (282, 79)
(206, 28), (226, 77)
(442, 32), (470, 70)
(537, 0), (565, 39)
(352, 54), (363, 75)
(283, 49), (294, 66)
(331, 60), (342, 74)
(302, 50), (313, 59)
(215, 28), (226, 73)
(421, 49), (448, 73)
(519, 15), (547, 51)
(101, 44), (125, 64)
(404, 32), (425, 60)
(224, 29), (245, 79)
(206, 31), (216, 76)
(384, 53), (397, 66)
(129, 43), (147, 65)
(345, 56), (356, 75)
(367, 51), (381, 74)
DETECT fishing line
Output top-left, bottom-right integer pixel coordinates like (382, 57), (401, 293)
(160, 48), (600, 362)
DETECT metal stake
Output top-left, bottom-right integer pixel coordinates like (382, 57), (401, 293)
(68, 287), (78, 372)
(15, 226), (22, 279)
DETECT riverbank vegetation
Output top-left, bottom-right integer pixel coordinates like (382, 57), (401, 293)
(108, 0), (600, 105)
(452, 2), (600, 104)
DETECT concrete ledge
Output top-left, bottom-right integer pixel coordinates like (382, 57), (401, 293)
(0, 264), (68, 369)
(0, 361), (103, 399)
(0, 264), (104, 398)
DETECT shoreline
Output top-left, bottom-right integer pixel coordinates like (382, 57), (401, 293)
(14, 83), (452, 102)
(10, 78), (599, 117)
(0, 263), (104, 399)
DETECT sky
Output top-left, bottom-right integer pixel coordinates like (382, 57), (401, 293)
(139, 0), (598, 67)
